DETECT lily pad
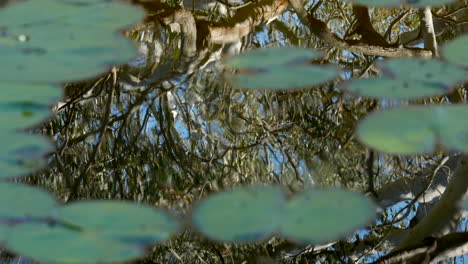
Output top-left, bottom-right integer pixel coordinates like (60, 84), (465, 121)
(354, 0), (457, 7)
(5, 200), (178, 263)
(280, 189), (375, 244)
(0, 223), (7, 242)
(0, 133), (52, 160)
(0, 103), (52, 131)
(357, 105), (468, 154)
(0, 158), (46, 179)
(0, 183), (51, 241)
(6, 222), (144, 264)
(0, 133), (51, 179)
(0, 182), (58, 221)
(379, 58), (466, 83)
(344, 58), (466, 99)
(443, 35), (468, 68)
(56, 200), (179, 245)
(192, 185), (285, 243)
(226, 47), (338, 90)
(0, 83), (61, 103)
(343, 78), (453, 99)
(0, 0), (144, 83)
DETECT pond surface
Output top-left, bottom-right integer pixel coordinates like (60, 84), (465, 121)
(2, 0), (454, 263)
(39, 0), (379, 203)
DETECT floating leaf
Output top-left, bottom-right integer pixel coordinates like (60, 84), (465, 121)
(0, 133), (51, 179)
(0, 0), (144, 83)
(0, 83), (61, 103)
(0, 133), (52, 160)
(0, 158), (46, 179)
(0, 183), (56, 241)
(6, 222), (144, 264)
(0, 83), (57, 130)
(380, 58), (466, 83)
(192, 185), (285, 243)
(0, 182), (58, 221)
(280, 189), (375, 244)
(343, 58), (466, 99)
(5, 200), (178, 264)
(354, 0), (457, 7)
(357, 105), (468, 154)
(0, 103), (52, 131)
(443, 35), (468, 68)
(343, 78), (452, 99)
(437, 107), (468, 152)
(57, 200), (179, 245)
(226, 47), (338, 90)
(0, 223), (7, 242)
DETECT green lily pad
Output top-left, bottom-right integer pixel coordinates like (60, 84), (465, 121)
(0, 83), (58, 131)
(192, 185), (285, 243)
(344, 58), (466, 99)
(0, 0), (143, 32)
(0, 83), (61, 103)
(0, 158), (46, 179)
(60, 2), (144, 30)
(0, 133), (52, 159)
(0, 33), (137, 83)
(0, 223), (7, 242)
(0, 103), (53, 129)
(357, 105), (468, 154)
(353, 0), (457, 7)
(0, 0), (144, 83)
(343, 78), (453, 99)
(226, 47), (338, 90)
(280, 189), (375, 244)
(380, 58), (466, 83)
(0, 182), (58, 221)
(437, 107), (468, 152)
(6, 222), (144, 264)
(3, 200), (177, 263)
(443, 35), (468, 68)
(56, 200), (179, 245)
(5, 201), (178, 263)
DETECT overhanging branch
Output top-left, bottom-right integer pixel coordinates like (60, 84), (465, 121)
(289, 0), (432, 58)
